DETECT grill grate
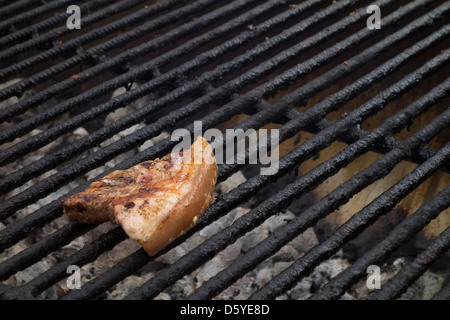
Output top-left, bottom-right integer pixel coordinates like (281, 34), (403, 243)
(0, 0), (449, 300)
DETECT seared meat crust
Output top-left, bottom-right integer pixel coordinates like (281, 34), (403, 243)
(61, 137), (217, 255)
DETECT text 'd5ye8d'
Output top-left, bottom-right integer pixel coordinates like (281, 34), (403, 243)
(224, 304), (270, 315)
(180, 304), (269, 317)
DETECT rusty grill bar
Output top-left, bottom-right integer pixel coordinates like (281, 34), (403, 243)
(0, 0), (449, 300)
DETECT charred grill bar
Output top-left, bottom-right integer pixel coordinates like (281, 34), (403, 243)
(0, 0), (449, 300)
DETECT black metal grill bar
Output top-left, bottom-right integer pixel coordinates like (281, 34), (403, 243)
(0, 0), (437, 192)
(1, 227), (128, 299)
(0, 223), (95, 282)
(0, 0), (207, 79)
(2, 56), (438, 297)
(58, 84), (448, 299)
(0, 0), (224, 101)
(4, 59), (450, 302)
(309, 182), (450, 300)
(50, 111), (399, 299)
(215, 19), (450, 174)
(188, 88), (450, 300)
(220, 28), (450, 178)
(26, 228), (126, 298)
(233, 24), (450, 164)
(287, 109), (450, 174)
(60, 128), (327, 299)
(0, 0), (338, 210)
(250, 147), (450, 300)
(0, 0), (23, 5)
(0, 0), (324, 145)
(0, 0), (73, 33)
(6, 64), (449, 298)
(0, 0), (446, 251)
(0, 0), (41, 21)
(4, 124), (279, 298)
(129, 137), (450, 300)
(370, 226), (450, 300)
(61, 243), (149, 300)
(217, 5), (450, 141)
(123, 64), (450, 300)
(0, 0), (319, 166)
(0, 103), (365, 298)
(0, 2), (322, 152)
(0, 0), (398, 194)
(2, 0), (384, 215)
(3, 122), (287, 298)
(0, 0), (114, 48)
(0, 0), (154, 61)
(26, 119), (450, 300)
(0, 0), (35, 5)
(0, 106), (275, 296)
(0, 226), (128, 299)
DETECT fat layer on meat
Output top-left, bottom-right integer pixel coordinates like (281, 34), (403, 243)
(61, 137), (217, 255)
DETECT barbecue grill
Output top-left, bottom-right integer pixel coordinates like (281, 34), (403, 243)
(0, 0), (449, 300)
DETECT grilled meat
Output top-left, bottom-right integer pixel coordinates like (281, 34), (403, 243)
(61, 136), (217, 255)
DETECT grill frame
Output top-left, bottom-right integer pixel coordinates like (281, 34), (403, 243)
(0, 0), (449, 300)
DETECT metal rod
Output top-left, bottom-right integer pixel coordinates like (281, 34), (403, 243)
(0, 0), (446, 248)
(11, 68), (450, 298)
(189, 95), (450, 300)
(370, 227), (450, 300)
(0, 0), (381, 192)
(124, 76), (450, 300)
(1, 0), (448, 300)
(0, 0), (321, 141)
(0, 0), (260, 107)
(0, 0), (41, 22)
(309, 183), (450, 300)
(0, 223), (95, 282)
(432, 277), (450, 300)
(0, 227), (127, 299)
(0, 0), (438, 186)
(250, 143), (450, 299)
(0, 0), (74, 32)
(0, 0), (216, 82)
